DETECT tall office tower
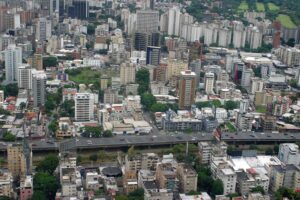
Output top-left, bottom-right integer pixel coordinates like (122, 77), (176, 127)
(68, 0), (89, 20)
(167, 7), (181, 36)
(3, 44), (22, 83)
(146, 46), (160, 66)
(59, 0), (65, 17)
(120, 62), (136, 85)
(18, 64), (32, 90)
(178, 70), (196, 109)
(28, 54), (43, 70)
(204, 72), (214, 95)
(278, 143), (300, 166)
(239, 99), (249, 113)
(37, 0), (54, 16)
(4, 13), (21, 29)
(241, 68), (253, 88)
(7, 143), (32, 178)
(32, 72), (46, 108)
(75, 93), (94, 121)
(36, 18), (52, 42)
(134, 32), (160, 51)
(136, 10), (159, 33)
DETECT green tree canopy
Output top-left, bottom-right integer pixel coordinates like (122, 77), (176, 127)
(4, 83), (18, 97)
(224, 100), (239, 110)
(30, 190), (47, 200)
(43, 56), (58, 68)
(3, 132), (16, 142)
(36, 154), (59, 175)
(33, 172), (59, 200)
(136, 69), (150, 95)
(150, 103), (168, 112)
(211, 179), (224, 197)
(251, 186), (265, 195)
(141, 93), (156, 111)
(48, 121), (58, 134)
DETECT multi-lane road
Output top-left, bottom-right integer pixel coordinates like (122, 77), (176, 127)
(0, 131), (299, 152)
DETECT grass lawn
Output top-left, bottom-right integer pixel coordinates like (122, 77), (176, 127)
(68, 68), (102, 85)
(267, 3), (280, 11)
(256, 2), (265, 12)
(238, 1), (248, 12)
(226, 122), (237, 133)
(256, 105), (267, 113)
(276, 14), (297, 29)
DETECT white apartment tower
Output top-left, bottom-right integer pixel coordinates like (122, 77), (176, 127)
(120, 62), (136, 85)
(75, 93), (94, 121)
(32, 72), (46, 108)
(204, 72), (215, 95)
(36, 18), (52, 42)
(278, 143), (300, 166)
(167, 7), (181, 36)
(3, 44), (22, 83)
(18, 64), (32, 90)
(136, 10), (159, 33)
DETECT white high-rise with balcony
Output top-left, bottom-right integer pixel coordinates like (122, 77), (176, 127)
(75, 93), (94, 121)
(3, 44), (22, 83)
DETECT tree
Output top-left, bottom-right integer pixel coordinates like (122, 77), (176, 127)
(150, 103), (168, 112)
(30, 190), (47, 200)
(224, 100), (238, 110)
(211, 179), (224, 197)
(195, 101), (211, 109)
(102, 130), (113, 137)
(19, 102), (26, 110)
(128, 188), (144, 200)
(61, 100), (75, 117)
(251, 186), (265, 195)
(289, 79), (297, 88)
(82, 126), (102, 138)
(33, 172), (59, 200)
(43, 56), (58, 68)
(141, 93), (156, 111)
(115, 195), (129, 200)
(89, 154), (98, 162)
(286, 38), (295, 47)
(0, 196), (13, 200)
(4, 83), (18, 97)
(36, 154), (59, 175)
(136, 69), (150, 95)
(127, 146), (136, 157)
(87, 24), (95, 35)
(265, 147), (274, 155)
(77, 155), (82, 164)
(3, 132), (16, 142)
(48, 121), (58, 134)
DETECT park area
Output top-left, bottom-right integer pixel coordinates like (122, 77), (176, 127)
(255, 105), (267, 113)
(238, 1), (248, 12)
(256, 2), (265, 12)
(267, 2), (280, 11)
(276, 14), (297, 29)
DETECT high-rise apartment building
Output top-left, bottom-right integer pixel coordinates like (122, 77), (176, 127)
(32, 72), (47, 108)
(75, 93), (94, 121)
(136, 10), (159, 33)
(204, 72), (214, 95)
(27, 54), (43, 70)
(146, 46), (160, 66)
(167, 7), (181, 36)
(120, 62), (136, 85)
(7, 143), (32, 178)
(278, 143), (300, 166)
(3, 44), (22, 83)
(178, 70), (196, 109)
(36, 18), (52, 42)
(18, 64), (32, 90)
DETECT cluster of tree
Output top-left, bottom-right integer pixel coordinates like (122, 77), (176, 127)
(45, 88), (62, 114)
(116, 188), (144, 200)
(241, 42), (272, 53)
(81, 126), (113, 138)
(186, 0), (206, 22)
(275, 187), (300, 200)
(0, 83), (19, 97)
(43, 56), (58, 68)
(196, 165), (224, 198)
(31, 154), (60, 200)
(136, 69), (150, 95)
(60, 100), (75, 118)
(48, 120), (59, 134)
(2, 131), (16, 142)
(195, 100), (238, 110)
(65, 68), (82, 76)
